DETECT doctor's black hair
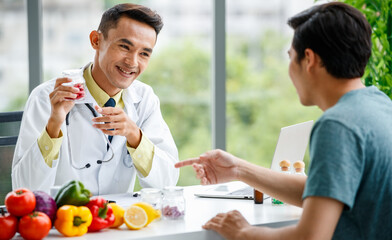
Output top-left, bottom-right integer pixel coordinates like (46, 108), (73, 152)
(98, 3), (163, 38)
(287, 2), (372, 79)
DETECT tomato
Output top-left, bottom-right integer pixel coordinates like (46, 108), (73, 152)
(0, 210), (18, 240)
(5, 188), (36, 217)
(19, 212), (51, 240)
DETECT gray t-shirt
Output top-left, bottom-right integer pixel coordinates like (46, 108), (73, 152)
(303, 86), (392, 239)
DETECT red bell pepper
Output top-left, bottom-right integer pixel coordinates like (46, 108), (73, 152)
(86, 197), (115, 232)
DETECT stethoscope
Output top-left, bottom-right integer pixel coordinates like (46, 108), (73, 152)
(65, 103), (115, 170)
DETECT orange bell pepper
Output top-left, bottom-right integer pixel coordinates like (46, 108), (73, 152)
(54, 205), (92, 237)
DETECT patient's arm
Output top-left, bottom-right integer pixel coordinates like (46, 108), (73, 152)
(237, 159), (306, 207)
(175, 149), (306, 207)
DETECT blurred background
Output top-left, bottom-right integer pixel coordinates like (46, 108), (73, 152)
(0, 0), (325, 203)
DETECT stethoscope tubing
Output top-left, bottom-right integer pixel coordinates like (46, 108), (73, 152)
(66, 103), (115, 169)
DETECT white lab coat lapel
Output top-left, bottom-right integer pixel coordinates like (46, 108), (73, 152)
(123, 86), (141, 125)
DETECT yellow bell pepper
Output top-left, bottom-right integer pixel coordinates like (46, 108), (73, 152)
(54, 205), (93, 237)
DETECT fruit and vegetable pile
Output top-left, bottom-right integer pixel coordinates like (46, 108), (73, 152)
(0, 180), (161, 240)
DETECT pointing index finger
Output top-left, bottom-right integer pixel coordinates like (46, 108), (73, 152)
(175, 157), (201, 168)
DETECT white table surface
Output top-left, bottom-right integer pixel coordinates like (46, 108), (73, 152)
(13, 183), (302, 240)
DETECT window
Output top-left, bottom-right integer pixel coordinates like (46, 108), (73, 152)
(42, 0), (100, 78)
(0, 0), (28, 112)
(226, 0), (322, 168)
(0, 1), (327, 203)
(140, 0), (213, 186)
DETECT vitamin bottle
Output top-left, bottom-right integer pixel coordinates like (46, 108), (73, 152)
(162, 186), (185, 220)
(254, 189), (264, 204)
(62, 70), (85, 102)
(272, 160), (291, 205)
(140, 188), (162, 210)
(293, 161), (306, 176)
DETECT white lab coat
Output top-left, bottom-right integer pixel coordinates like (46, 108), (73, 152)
(12, 66), (179, 195)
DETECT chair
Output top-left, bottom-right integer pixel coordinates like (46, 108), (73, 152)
(0, 111), (23, 146)
(0, 111), (23, 208)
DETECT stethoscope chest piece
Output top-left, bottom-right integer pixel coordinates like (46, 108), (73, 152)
(123, 155), (134, 168)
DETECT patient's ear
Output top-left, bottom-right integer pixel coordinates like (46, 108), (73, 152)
(304, 48), (320, 73)
(89, 30), (100, 50)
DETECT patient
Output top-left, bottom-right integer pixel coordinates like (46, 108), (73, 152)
(176, 2), (392, 239)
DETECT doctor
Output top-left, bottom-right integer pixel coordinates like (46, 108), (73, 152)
(12, 3), (179, 195)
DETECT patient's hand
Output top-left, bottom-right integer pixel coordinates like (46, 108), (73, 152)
(175, 149), (241, 185)
(203, 210), (252, 240)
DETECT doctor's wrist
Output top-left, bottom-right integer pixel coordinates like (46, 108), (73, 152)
(126, 128), (142, 149)
(46, 117), (63, 138)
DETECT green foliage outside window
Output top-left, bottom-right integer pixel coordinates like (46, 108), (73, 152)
(226, 30), (322, 168)
(141, 31), (323, 187)
(338, 0), (392, 98)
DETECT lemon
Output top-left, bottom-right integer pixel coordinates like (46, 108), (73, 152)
(132, 202), (161, 226)
(124, 205), (148, 230)
(109, 203), (125, 228)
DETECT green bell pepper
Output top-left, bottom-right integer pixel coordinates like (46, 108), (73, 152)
(55, 180), (92, 208)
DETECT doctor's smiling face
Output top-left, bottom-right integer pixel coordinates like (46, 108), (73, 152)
(90, 16), (156, 96)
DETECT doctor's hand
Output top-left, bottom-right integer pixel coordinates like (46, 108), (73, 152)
(47, 78), (83, 138)
(175, 149), (242, 185)
(92, 105), (142, 148)
(203, 210), (253, 240)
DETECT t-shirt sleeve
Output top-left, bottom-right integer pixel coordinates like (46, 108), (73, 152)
(302, 119), (364, 210)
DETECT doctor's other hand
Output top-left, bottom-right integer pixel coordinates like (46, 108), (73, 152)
(203, 210), (253, 240)
(47, 78), (82, 138)
(92, 105), (142, 148)
(174, 149), (242, 185)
